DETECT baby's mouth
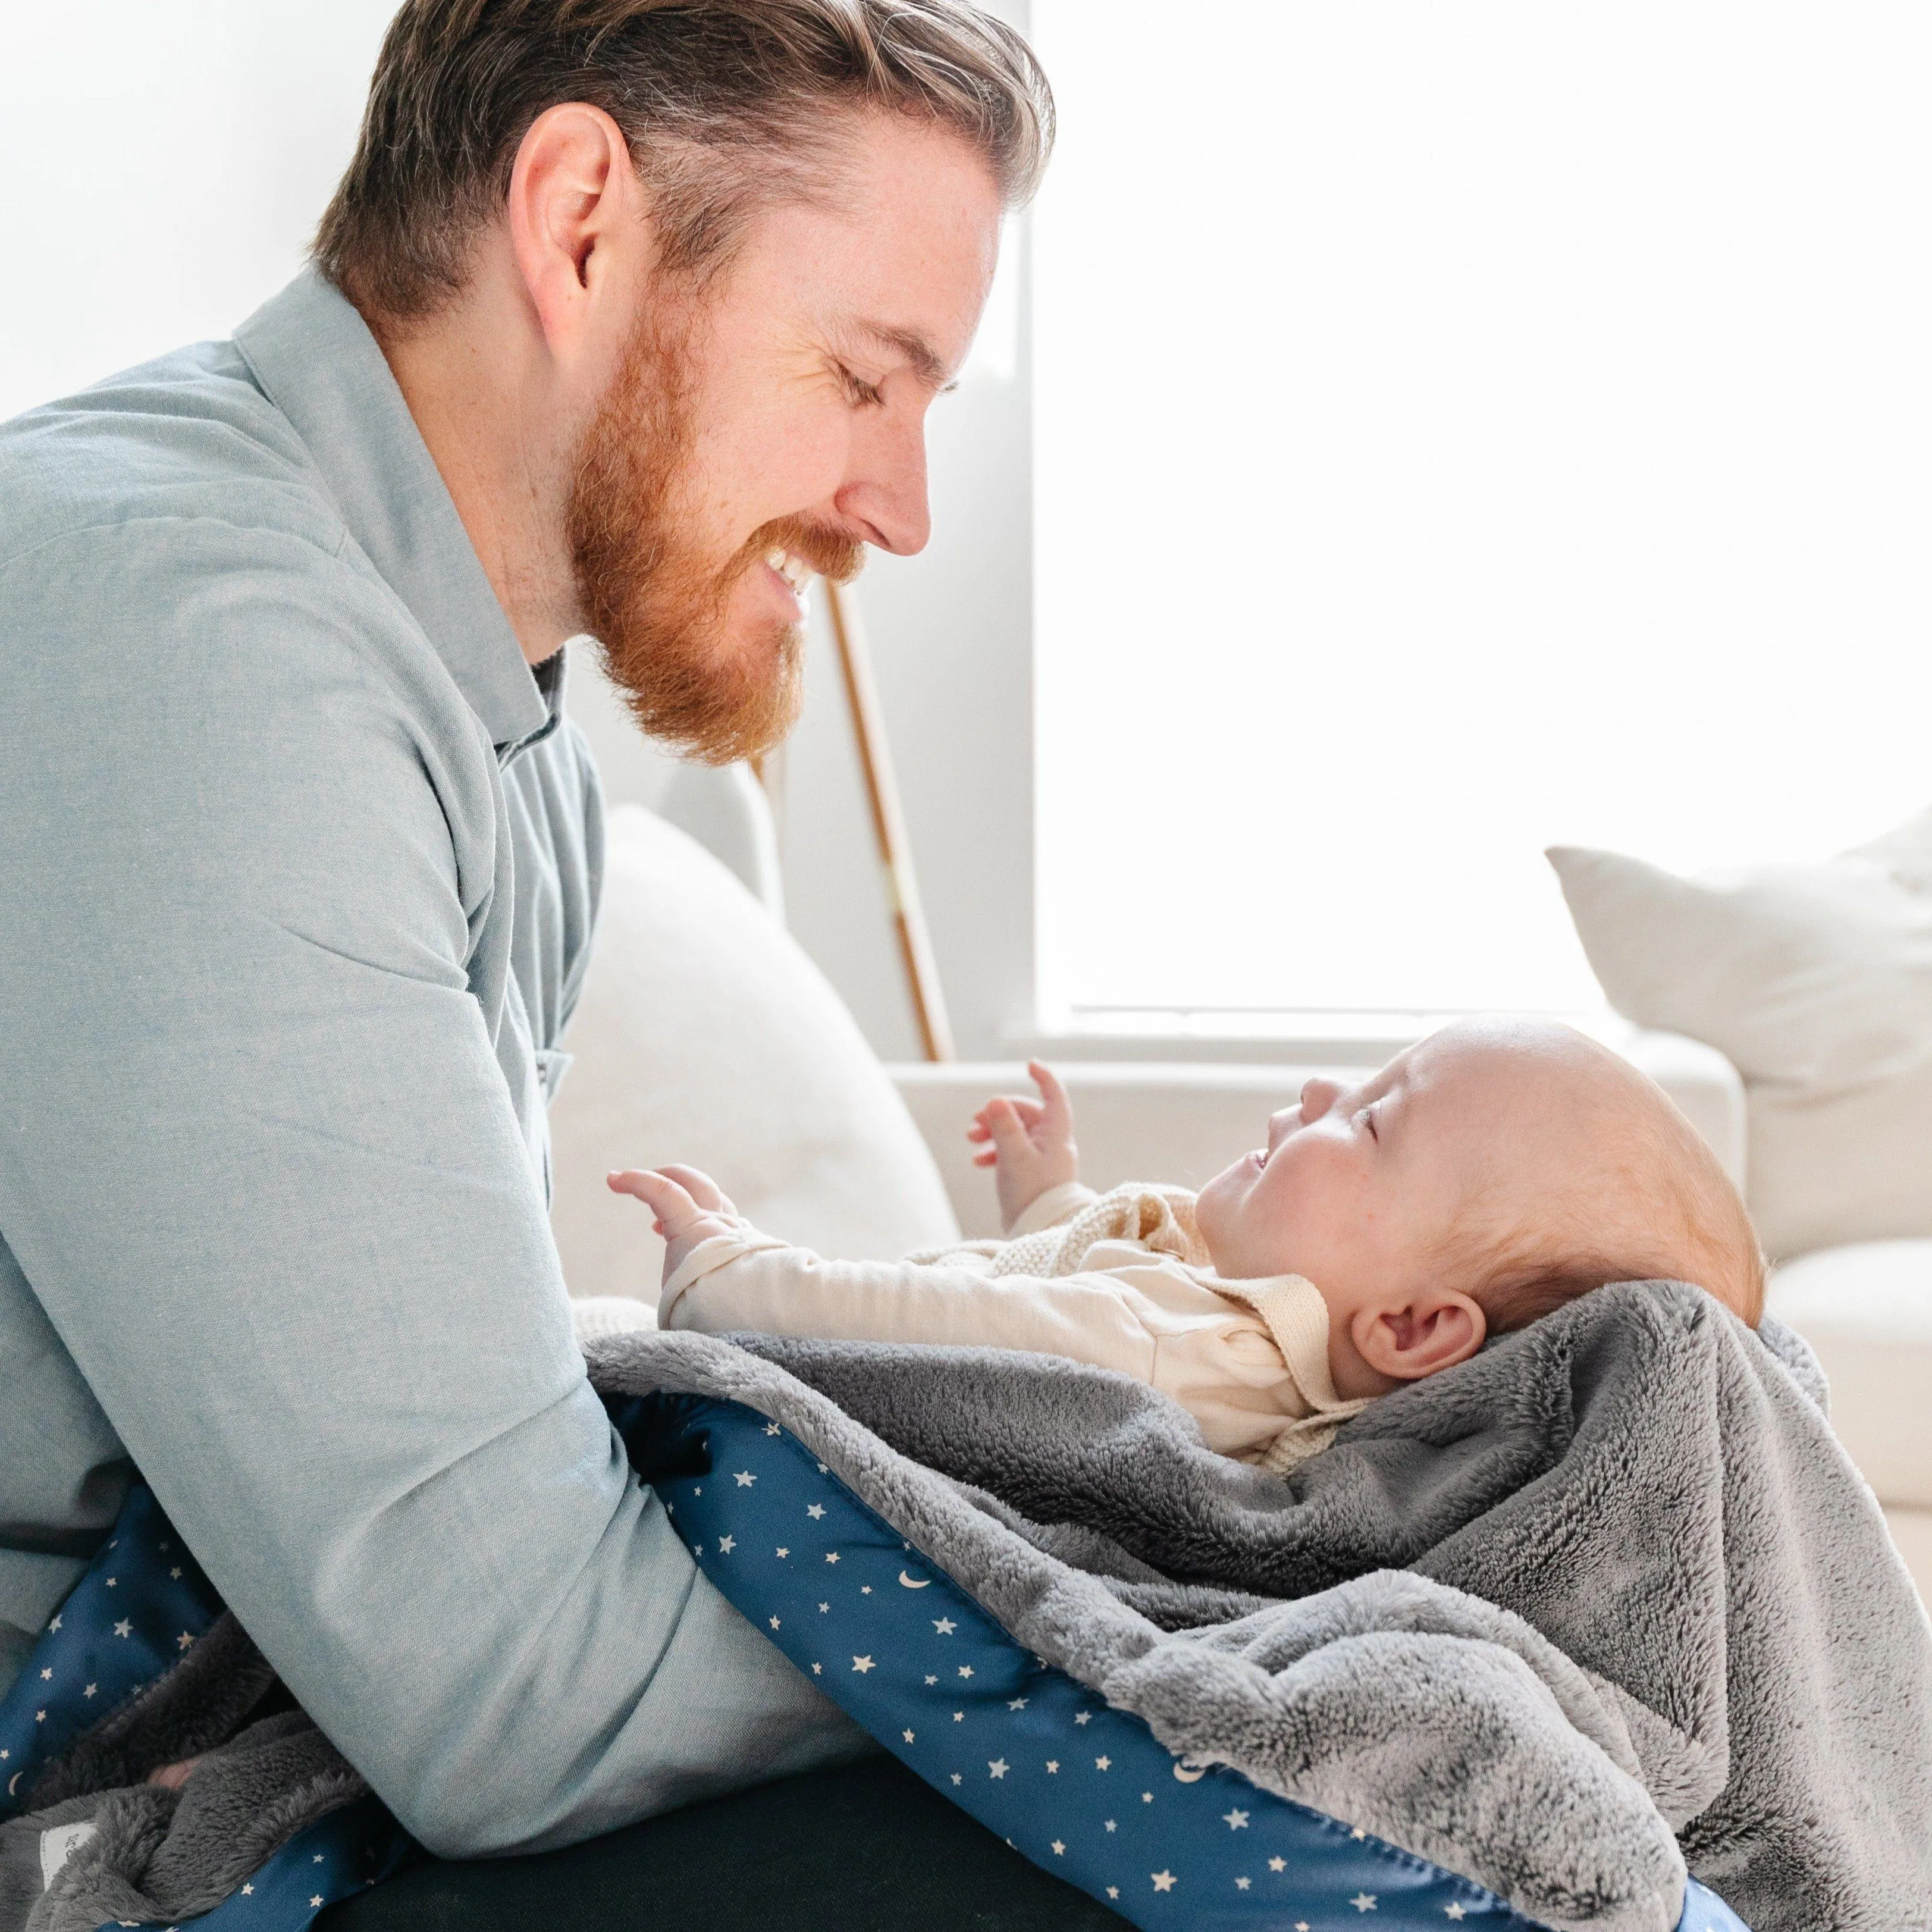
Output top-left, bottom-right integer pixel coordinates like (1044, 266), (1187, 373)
(1248, 1147), (1269, 1174)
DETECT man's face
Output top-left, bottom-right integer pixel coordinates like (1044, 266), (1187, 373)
(569, 114), (1003, 763)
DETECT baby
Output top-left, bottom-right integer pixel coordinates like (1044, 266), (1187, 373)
(610, 1018), (1765, 1475)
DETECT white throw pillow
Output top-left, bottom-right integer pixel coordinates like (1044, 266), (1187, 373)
(548, 804), (961, 1304)
(1548, 809), (1932, 1261)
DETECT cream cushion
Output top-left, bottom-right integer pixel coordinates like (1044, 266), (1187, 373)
(1767, 1241), (1932, 1508)
(547, 804), (960, 1306)
(1548, 811), (1932, 1261)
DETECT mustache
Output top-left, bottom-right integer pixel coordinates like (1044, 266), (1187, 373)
(746, 514), (867, 589)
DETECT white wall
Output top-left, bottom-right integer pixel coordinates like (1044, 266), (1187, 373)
(1030, 1), (1932, 1027)
(0, 1), (400, 419)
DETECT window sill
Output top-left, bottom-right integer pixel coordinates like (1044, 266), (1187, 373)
(1021, 1007), (1602, 1067)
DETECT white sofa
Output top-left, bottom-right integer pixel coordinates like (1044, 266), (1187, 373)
(549, 790), (1931, 1581)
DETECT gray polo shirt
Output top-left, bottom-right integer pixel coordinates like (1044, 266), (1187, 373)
(0, 269), (860, 1855)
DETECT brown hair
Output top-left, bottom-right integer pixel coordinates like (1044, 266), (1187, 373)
(313, 0), (1053, 322)
(1439, 1049), (1767, 1334)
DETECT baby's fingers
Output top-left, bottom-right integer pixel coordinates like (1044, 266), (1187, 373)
(980, 1096), (1037, 1153)
(1029, 1061), (1072, 1135)
(608, 1168), (705, 1236)
(657, 1163), (737, 1218)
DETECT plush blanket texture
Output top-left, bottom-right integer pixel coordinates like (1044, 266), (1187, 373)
(587, 1281), (1932, 1932)
(1, 1616), (366, 1932)
(10, 1282), (1926, 1932)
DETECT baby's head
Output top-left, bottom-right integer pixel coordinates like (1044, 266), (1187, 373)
(1194, 1018), (1765, 1400)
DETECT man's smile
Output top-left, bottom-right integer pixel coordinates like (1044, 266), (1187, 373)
(764, 547), (814, 613)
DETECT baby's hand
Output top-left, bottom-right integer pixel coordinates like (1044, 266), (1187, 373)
(967, 1061), (1079, 1232)
(607, 1163), (741, 1286)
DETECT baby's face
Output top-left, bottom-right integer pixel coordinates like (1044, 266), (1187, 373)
(1194, 1021), (1604, 1319)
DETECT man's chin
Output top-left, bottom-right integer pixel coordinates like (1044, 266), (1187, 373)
(598, 609), (804, 768)
(719, 613), (807, 764)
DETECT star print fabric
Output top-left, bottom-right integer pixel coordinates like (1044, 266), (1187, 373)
(0, 1487), (221, 1804)
(610, 1392), (1748, 1932)
(0, 1487), (407, 1930)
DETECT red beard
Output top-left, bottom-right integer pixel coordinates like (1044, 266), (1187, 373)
(567, 303), (862, 766)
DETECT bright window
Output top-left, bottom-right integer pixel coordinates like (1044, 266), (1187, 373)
(1031, 3), (1932, 1031)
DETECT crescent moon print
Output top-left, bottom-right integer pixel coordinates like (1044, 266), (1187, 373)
(898, 1570), (931, 1589)
(1171, 1760), (1209, 1783)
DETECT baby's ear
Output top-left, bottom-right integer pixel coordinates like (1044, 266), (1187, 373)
(1351, 1290), (1486, 1383)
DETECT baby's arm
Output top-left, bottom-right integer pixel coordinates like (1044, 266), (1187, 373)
(607, 1164), (1159, 1376)
(967, 1061), (1081, 1233)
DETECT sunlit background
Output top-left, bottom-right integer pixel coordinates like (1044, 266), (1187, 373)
(7, 3), (1931, 1052)
(1031, 2), (1932, 1027)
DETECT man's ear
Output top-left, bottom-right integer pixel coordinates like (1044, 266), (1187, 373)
(504, 102), (649, 360)
(1349, 1290), (1487, 1384)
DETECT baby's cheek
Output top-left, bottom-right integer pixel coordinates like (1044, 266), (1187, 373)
(1259, 1150), (1343, 1235)
(1265, 1159), (1383, 1278)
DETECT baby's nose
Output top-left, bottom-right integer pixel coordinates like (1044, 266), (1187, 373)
(1297, 1078), (1341, 1124)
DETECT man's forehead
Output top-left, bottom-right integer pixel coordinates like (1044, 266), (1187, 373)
(735, 124), (999, 390)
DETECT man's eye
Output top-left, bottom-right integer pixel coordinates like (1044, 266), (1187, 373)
(839, 365), (885, 409)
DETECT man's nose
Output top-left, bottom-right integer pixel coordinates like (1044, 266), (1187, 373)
(1297, 1078), (1342, 1124)
(834, 406), (933, 557)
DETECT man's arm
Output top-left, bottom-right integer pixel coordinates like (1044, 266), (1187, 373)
(0, 525), (864, 1855)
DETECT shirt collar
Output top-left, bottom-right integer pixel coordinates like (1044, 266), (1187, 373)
(233, 266), (552, 753)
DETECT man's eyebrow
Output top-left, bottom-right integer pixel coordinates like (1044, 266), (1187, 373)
(855, 321), (958, 394)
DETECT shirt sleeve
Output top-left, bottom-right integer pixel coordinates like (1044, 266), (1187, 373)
(0, 525), (864, 1857)
(662, 1215), (1367, 1460)
(1006, 1181), (1099, 1237)
(666, 1234), (1159, 1382)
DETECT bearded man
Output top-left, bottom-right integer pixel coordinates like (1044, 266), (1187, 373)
(0, 2), (1073, 1919)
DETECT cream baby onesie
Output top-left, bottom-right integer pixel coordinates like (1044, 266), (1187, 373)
(659, 1180), (1369, 1475)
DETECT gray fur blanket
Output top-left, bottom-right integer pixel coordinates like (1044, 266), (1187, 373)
(0, 1616), (368, 1932)
(586, 1281), (1932, 1932)
(9, 1282), (1925, 1931)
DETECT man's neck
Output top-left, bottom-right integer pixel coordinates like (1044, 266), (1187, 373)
(376, 290), (587, 669)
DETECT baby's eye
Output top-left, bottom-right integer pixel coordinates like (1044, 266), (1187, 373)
(1357, 1106), (1379, 1143)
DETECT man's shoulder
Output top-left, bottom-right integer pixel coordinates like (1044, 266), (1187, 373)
(0, 337), (451, 728)
(0, 335), (346, 572)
